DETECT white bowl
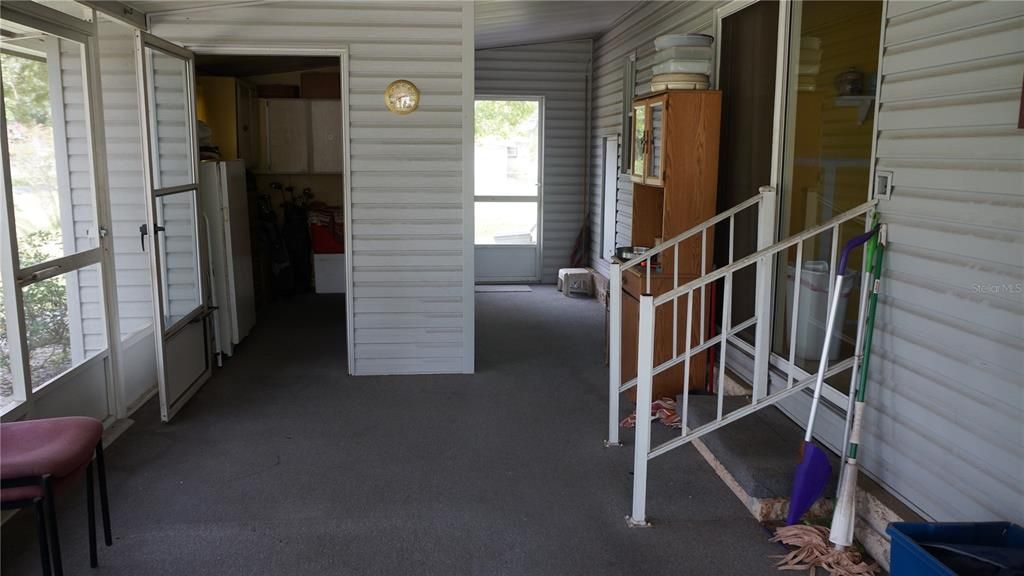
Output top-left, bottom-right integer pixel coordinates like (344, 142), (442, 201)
(653, 59), (711, 76)
(654, 34), (714, 50)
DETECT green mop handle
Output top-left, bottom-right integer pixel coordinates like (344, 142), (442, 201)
(847, 224), (887, 460)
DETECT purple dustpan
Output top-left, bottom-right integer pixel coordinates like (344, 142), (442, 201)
(787, 443), (832, 525)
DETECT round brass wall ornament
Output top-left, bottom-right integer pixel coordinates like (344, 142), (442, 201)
(384, 79), (420, 115)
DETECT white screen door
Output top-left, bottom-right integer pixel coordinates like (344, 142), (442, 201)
(601, 136), (619, 261)
(134, 31), (211, 422)
(474, 97), (542, 283)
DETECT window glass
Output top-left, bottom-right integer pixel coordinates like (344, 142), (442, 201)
(0, 272), (17, 412)
(23, 263), (106, 390)
(475, 202), (537, 245)
(772, 0), (883, 391)
(2, 32), (96, 268)
(474, 100), (539, 197)
(146, 47), (194, 189)
(157, 189), (202, 327)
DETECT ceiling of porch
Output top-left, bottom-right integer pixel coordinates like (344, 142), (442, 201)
(123, 1), (642, 50)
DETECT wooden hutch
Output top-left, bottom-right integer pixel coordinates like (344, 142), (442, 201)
(617, 90), (721, 399)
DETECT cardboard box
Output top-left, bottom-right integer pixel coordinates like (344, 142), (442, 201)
(301, 72), (341, 99)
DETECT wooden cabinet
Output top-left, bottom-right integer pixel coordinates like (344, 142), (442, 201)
(616, 90), (722, 399)
(260, 99), (309, 173)
(621, 267), (710, 399)
(310, 100), (343, 173)
(258, 98), (343, 174)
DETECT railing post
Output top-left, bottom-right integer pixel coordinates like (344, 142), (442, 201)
(627, 294), (655, 527)
(752, 186), (777, 402)
(606, 263), (622, 447)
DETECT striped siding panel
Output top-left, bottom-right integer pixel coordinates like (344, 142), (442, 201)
(57, 38), (105, 357)
(475, 40), (592, 282)
(586, 1), (720, 277)
(149, 1), (471, 375)
(97, 20), (156, 338)
(867, 0), (1024, 523)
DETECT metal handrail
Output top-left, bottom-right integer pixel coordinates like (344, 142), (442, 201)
(618, 193), (765, 271)
(625, 197), (879, 526)
(605, 189), (773, 448)
(654, 200), (877, 307)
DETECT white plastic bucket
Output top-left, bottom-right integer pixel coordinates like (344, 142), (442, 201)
(785, 261), (858, 362)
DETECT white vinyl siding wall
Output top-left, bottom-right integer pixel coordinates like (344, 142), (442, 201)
(148, 1), (473, 375)
(476, 40), (592, 283)
(56, 38), (104, 359)
(97, 20), (155, 339)
(864, 0), (1024, 524)
(586, 1), (719, 278)
(587, 0), (1023, 527)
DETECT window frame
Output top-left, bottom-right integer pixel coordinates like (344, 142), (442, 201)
(1, 2), (119, 421)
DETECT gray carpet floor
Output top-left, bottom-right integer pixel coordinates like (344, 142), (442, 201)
(2, 286), (786, 575)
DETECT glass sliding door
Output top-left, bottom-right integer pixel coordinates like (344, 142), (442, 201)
(770, 0), (883, 402)
(1, 4), (116, 421)
(474, 97), (542, 283)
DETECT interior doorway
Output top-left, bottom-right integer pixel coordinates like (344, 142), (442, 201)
(189, 50), (351, 375)
(474, 96), (543, 283)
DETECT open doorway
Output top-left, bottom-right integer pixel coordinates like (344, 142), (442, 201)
(474, 97), (543, 284)
(191, 53), (347, 367)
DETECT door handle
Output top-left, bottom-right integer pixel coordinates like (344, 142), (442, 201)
(139, 223), (165, 251)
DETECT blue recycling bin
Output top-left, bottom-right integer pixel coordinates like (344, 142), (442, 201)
(887, 522), (1024, 575)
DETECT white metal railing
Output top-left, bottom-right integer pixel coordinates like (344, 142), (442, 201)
(625, 199), (878, 526)
(607, 186), (777, 447)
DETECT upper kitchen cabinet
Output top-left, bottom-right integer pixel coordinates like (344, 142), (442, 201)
(310, 100), (343, 174)
(257, 98), (343, 174)
(260, 98), (310, 173)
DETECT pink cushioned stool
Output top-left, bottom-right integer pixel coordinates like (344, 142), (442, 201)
(1, 417), (113, 576)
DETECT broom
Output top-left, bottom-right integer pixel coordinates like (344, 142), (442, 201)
(829, 224), (887, 548)
(787, 226), (880, 526)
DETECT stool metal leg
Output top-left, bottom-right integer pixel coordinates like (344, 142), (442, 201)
(42, 474), (63, 576)
(95, 442), (112, 546)
(86, 461), (98, 568)
(34, 496), (53, 576)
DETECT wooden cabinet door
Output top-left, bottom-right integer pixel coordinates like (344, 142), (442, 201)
(262, 99), (309, 173)
(310, 100), (343, 173)
(645, 99), (666, 186)
(630, 103), (647, 182)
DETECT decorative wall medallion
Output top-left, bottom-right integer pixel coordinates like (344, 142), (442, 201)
(384, 79), (420, 115)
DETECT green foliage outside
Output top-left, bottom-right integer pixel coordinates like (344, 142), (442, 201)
(0, 230), (71, 399)
(1, 53), (71, 404)
(2, 54), (52, 125)
(475, 100), (537, 140)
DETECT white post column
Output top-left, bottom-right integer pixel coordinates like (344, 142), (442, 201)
(752, 186), (777, 402)
(606, 263), (622, 446)
(627, 294), (655, 527)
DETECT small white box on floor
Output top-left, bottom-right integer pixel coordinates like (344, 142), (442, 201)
(314, 253), (346, 293)
(557, 268), (592, 296)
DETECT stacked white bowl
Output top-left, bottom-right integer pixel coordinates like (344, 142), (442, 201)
(651, 34), (714, 91)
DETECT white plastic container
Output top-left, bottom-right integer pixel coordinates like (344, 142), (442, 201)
(653, 46), (714, 64)
(785, 261), (858, 362)
(653, 59), (712, 76)
(654, 33), (714, 50)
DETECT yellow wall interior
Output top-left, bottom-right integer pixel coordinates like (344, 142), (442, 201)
(196, 76), (239, 161)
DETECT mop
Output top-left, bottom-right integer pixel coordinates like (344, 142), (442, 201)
(830, 224), (886, 549)
(786, 226), (880, 527)
(773, 225), (886, 576)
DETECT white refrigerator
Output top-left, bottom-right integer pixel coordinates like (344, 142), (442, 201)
(199, 160), (256, 359)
